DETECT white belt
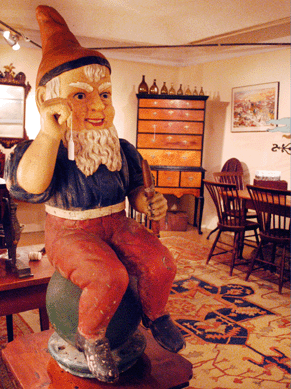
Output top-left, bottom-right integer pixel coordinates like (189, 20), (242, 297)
(45, 201), (125, 220)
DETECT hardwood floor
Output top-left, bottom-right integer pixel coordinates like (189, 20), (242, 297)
(18, 231), (45, 247)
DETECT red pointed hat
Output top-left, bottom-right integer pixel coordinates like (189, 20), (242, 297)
(36, 5), (111, 87)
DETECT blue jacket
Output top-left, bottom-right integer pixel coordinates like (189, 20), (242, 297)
(5, 139), (144, 210)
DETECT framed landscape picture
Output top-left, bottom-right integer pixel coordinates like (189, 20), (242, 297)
(231, 82), (279, 132)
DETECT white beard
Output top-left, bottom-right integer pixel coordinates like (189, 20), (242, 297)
(62, 125), (122, 176)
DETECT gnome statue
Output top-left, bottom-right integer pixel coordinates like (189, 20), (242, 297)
(4, 5), (185, 383)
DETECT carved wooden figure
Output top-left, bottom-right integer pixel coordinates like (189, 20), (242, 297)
(4, 5), (185, 384)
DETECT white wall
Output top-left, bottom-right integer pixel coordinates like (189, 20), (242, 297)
(1, 45), (290, 232)
(182, 48), (290, 229)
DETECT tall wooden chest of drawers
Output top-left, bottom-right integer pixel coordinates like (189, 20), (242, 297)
(136, 94), (208, 234)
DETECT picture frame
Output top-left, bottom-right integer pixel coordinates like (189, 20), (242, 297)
(0, 65), (30, 148)
(231, 82), (279, 132)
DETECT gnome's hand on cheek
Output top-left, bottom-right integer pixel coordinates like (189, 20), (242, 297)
(40, 98), (72, 140)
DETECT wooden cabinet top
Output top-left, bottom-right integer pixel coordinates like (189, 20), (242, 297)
(137, 94), (209, 101)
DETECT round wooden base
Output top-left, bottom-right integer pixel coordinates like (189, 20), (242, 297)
(48, 330), (146, 378)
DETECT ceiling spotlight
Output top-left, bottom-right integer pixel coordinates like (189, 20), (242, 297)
(2, 30), (20, 50)
(12, 41), (20, 50)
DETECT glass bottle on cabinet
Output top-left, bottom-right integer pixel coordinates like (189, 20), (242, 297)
(149, 79), (159, 94)
(169, 83), (175, 95)
(161, 82), (168, 94)
(193, 86), (198, 95)
(138, 75), (148, 94)
(199, 87), (205, 96)
(177, 84), (183, 95)
(185, 85), (191, 95)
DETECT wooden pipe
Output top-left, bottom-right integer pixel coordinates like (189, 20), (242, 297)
(142, 159), (160, 236)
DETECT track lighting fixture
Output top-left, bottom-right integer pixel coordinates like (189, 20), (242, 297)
(0, 20), (41, 49)
(1, 29), (20, 50)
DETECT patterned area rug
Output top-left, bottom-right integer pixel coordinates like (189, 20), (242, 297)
(160, 236), (290, 389)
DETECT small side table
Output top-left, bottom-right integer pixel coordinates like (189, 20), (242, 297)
(0, 247), (54, 341)
(2, 328), (192, 389)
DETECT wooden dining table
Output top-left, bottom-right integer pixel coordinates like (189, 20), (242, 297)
(237, 189), (291, 212)
(238, 189), (257, 210)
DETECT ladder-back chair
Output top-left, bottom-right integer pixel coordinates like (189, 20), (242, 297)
(245, 185), (291, 293)
(204, 180), (260, 276)
(207, 158), (244, 240)
(213, 171), (244, 189)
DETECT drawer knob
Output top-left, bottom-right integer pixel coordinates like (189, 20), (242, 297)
(168, 110), (174, 115)
(166, 151), (172, 156)
(185, 112), (189, 117)
(182, 140), (188, 145)
(154, 101), (158, 105)
(153, 112), (157, 115)
(184, 125), (189, 129)
(188, 176), (193, 181)
(167, 136), (173, 141)
(182, 156), (188, 160)
(151, 137), (156, 143)
(167, 177), (172, 181)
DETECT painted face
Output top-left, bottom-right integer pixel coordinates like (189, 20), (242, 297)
(58, 66), (115, 131)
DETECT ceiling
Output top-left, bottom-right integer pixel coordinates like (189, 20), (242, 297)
(1, 0), (290, 66)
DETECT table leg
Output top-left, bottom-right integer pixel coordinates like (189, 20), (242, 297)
(39, 307), (50, 331)
(6, 314), (13, 342)
(194, 196), (204, 234)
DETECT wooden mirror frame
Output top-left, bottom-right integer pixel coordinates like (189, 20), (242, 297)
(0, 65), (31, 148)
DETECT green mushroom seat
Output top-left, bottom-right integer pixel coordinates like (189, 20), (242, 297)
(46, 270), (146, 378)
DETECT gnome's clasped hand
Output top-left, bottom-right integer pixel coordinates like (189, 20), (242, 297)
(147, 192), (167, 221)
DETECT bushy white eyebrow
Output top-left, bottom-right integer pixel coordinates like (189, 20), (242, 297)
(98, 82), (112, 93)
(69, 82), (93, 92)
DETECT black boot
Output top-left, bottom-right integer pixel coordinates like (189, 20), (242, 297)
(75, 332), (119, 383)
(142, 314), (186, 353)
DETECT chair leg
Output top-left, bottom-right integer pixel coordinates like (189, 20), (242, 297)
(245, 242), (263, 281)
(265, 243), (277, 272)
(254, 228), (260, 246)
(238, 230), (245, 259)
(206, 230), (221, 264)
(271, 243), (277, 262)
(278, 245), (286, 294)
(230, 231), (241, 276)
(207, 227), (218, 240)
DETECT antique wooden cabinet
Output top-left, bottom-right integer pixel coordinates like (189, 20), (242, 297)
(136, 94), (208, 234)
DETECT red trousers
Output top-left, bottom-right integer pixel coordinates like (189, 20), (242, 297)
(45, 211), (176, 340)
